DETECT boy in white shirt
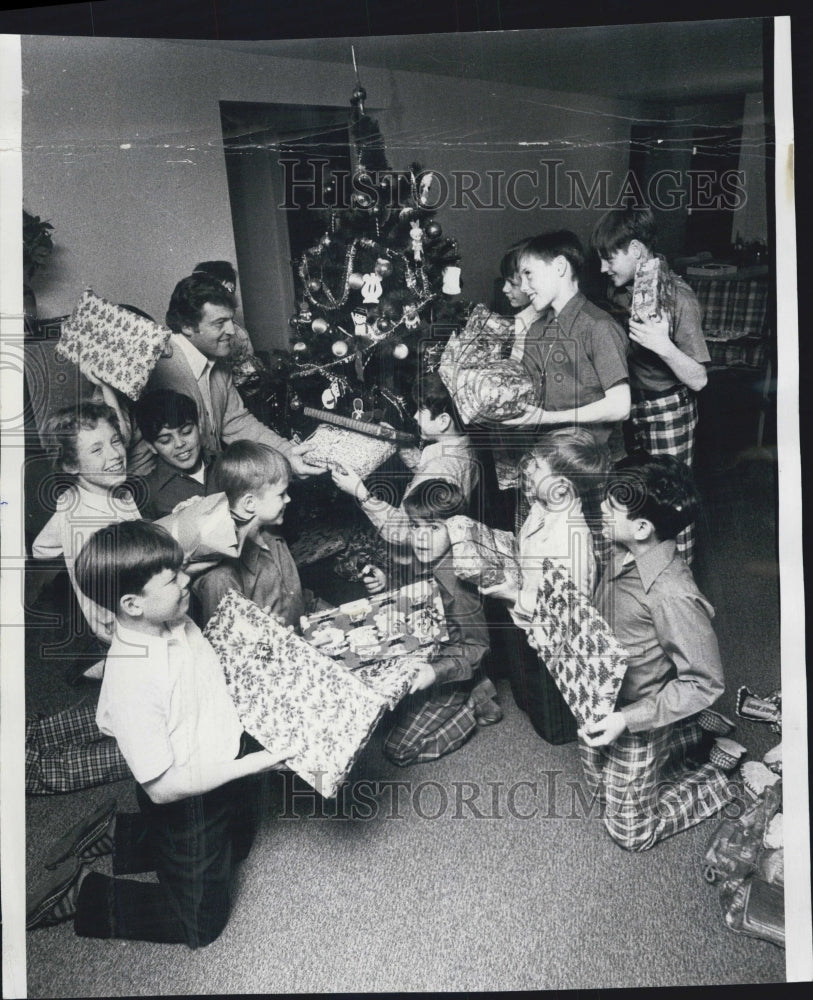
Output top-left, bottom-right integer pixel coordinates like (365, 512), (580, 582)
(27, 520), (288, 946)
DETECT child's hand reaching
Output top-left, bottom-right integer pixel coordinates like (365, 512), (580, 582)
(409, 660), (437, 693)
(578, 711), (628, 747)
(330, 463), (367, 501)
(479, 578), (518, 606)
(360, 564), (387, 595)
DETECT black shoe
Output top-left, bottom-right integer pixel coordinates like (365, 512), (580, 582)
(27, 857), (87, 930)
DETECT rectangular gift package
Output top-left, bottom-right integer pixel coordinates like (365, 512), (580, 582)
(525, 558), (629, 729)
(204, 590), (389, 799)
(303, 423), (396, 478)
(55, 288), (170, 400)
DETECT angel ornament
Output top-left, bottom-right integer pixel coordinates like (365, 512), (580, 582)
(410, 221), (424, 262)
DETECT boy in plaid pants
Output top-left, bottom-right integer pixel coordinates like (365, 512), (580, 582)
(591, 206), (709, 564)
(358, 479), (496, 766)
(578, 454), (740, 851)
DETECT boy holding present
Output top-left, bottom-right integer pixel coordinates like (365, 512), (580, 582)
(579, 453), (741, 851)
(192, 440), (307, 627)
(26, 520), (288, 944)
(133, 389), (214, 519)
(361, 479), (497, 766)
(591, 205), (709, 564)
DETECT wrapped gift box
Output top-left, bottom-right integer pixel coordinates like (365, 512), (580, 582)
(301, 579), (448, 671)
(289, 525), (350, 567)
(525, 557), (629, 729)
(303, 424), (396, 479)
(204, 590), (388, 799)
(438, 304), (539, 423)
(55, 289), (170, 400)
(631, 256), (676, 327)
(446, 515), (521, 590)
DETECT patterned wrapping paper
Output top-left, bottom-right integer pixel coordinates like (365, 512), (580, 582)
(524, 558), (629, 729)
(438, 304), (538, 424)
(303, 424), (397, 478)
(631, 257), (676, 327)
(288, 525), (350, 566)
(204, 590), (388, 799)
(55, 289), (170, 400)
(445, 515), (521, 590)
(301, 579), (448, 671)
(352, 655), (425, 710)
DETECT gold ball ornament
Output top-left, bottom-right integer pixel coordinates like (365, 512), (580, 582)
(374, 257), (393, 278)
(393, 342), (409, 360)
(331, 339), (349, 357)
(311, 317), (330, 335)
(348, 272), (365, 290)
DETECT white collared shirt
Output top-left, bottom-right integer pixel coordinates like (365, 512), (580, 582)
(97, 615), (244, 785)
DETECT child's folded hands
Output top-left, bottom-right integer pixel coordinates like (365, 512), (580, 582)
(578, 711), (628, 747)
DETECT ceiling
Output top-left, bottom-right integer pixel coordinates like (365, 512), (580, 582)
(176, 18), (766, 102)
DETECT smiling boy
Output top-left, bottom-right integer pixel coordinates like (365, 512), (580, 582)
(133, 389), (213, 519)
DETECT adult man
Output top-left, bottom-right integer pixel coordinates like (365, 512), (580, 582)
(128, 274), (320, 478)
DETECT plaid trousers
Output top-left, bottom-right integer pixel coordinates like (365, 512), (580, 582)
(25, 703), (131, 794)
(578, 716), (735, 852)
(627, 386), (699, 565)
(384, 684), (477, 766)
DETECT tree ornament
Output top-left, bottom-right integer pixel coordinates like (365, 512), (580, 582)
(361, 272), (383, 304)
(289, 393), (303, 410)
(353, 191), (374, 209)
(307, 279), (322, 295)
(410, 221), (424, 262)
(311, 317), (330, 335)
(403, 302), (421, 330)
(376, 316), (392, 334)
(348, 272), (365, 290)
(442, 265), (462, 295)
(322, 383), (340, 409)
(331, 338), (350, 357)
(393, 342), (409, 360)
(292, 340), (308, 353)
(374, 257), (393, 278)
(351, 308), (369, 338)
(424, 220), (442, 241)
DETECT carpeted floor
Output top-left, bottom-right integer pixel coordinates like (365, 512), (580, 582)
(23, 374), (789, 995)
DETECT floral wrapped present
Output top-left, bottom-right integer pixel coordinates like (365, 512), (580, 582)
(155, 492), (240, 569)
(352, 655), (425, 710)
(631, 256), (676, 329)
(445, 515), (521, 591)
(204, 590), (388, 799)
(303, 424), (396, 479)
(55, 289), (170, 400)
(438, 304), (539, 424)
(525, 557), (629, 729)
(301, 578), (448, 671)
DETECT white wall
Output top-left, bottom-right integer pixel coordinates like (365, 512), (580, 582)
(22, 35), (639, 347)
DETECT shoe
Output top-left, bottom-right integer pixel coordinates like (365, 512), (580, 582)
(709, 736), (747, 772)
(469, 677), (498, 706)
(474, 698), (503, 727)
(26, 857), (88, 930)
(43, 797), (116, 869)
(741, 760), (781, 799)
(697, 709), (736, 736)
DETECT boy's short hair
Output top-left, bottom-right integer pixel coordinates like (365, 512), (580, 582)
(212, 441), (291, 506)
(42, 402), (121, 473)
(520, 427), (611, 506)
(192, 260), (237, 289)
(591, 205), (657, 260)
(403, 478), (468, 522)
(607, 452), (699, 541)
(133, 389), (199, 443)
(166, 273), (236, 333)
(411, 370), (464, 431)
(518, 231), (585, 281)
(74, 520), (184, 614)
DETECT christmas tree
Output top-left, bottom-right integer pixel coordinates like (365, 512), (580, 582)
(239, 58), (467, 437)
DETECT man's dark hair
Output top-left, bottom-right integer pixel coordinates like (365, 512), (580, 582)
(403, 478), (468, 522)
(133, 389), (199, 443)
(591, 205), (658, 260)
(606, 452), (699, 541)
(74, 520), (185, 614)
(411, 370), (464, 431)
(517, 231), (585, 281)
(192, 260), (237, 288)
(165, 273), (236, 333)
